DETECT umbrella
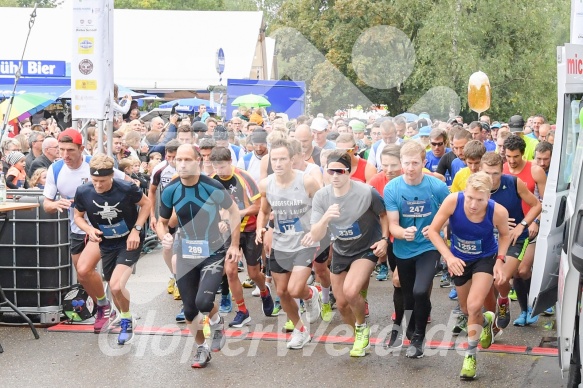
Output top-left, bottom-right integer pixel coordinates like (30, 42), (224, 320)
(231, 94), (271, 108)
(396, 112), (418, 123)
(58, 85), (150, 99)
(0, 93), (55, 122)
(140, 108), (172, 122)
(159, 98), (216, 114)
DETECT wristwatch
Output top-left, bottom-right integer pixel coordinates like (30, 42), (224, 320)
(520, 220), (529, 228)
(381, 237), (390, 243)
(534, 219), (540, 225)
(134, 225), (143, 231)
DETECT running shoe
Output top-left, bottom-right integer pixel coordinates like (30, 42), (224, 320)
(513, 311), (527, 327)
(191, 344), (211, 368)
(452, 304), (463, 315)
(350, 324), (371, 357)
(495, 297), (511, 329)
(203, 316), (211, 339)
(508, 288), (517, 301)
(251, 285), (261, 297)
(460, 354), (477, 380)
(329, 292), (336, 309)
(543, 306), (555, 316)
(210, 317), (226, 352)
(449, 288), (458, 300)
(242, 278), (255, 288)
(117, 317), (136, 345)
(287, 328), (311, 349)
(365, 300), (370, 318)
(440, 272), (452, 288)
(391, 311), (396, 322)
(479, 311), (494, 349)
(452, 314), (468, 335)
(373, 263), (381, 275)
(237, 261), (244, 272)
(384, 329), (403, 350)
(219, 293), (232, 315)
(283, 319), (295, 332)
(305, 286), (321, 324)
(321, 302), (333, 322)
(167, 277), (176, 294)
(271, 297), (282, 316)
(228, 310), (251, 328)
(544, 320), (555, 330)
(261, 287), (275, 316)
(376, 263), (389, 281)
(176, 307), (186, 323)
(434, 269), (443, 277)
(173, 284), (181, 300)
(94, 302), (114, 334)
(526, 307), (539, 325)
(406, 334), (424, 358)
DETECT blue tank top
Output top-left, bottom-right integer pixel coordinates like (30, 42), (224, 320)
(449, 192), (498, 262)
(490, 175), (528, 241)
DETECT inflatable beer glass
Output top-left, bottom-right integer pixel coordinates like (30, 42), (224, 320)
(468, 71), (491, 116)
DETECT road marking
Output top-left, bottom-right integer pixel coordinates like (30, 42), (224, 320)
(48, 322), (558, 357)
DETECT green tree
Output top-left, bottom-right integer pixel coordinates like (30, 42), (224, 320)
(270, 0), (570, 120)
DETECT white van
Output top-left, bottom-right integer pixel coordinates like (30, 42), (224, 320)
(530, 43), (583, 387)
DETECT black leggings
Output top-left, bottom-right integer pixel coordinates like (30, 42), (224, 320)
(387, 242), (404, 326)
(513, 276), (531, 313)
(396, 250), (440, 339)
(176, 254), (225, 322)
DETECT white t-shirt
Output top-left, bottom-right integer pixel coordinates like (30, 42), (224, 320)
(237, 152), (262, 184)
(149, 160), (176, 190)
(44, 160), (126, 234)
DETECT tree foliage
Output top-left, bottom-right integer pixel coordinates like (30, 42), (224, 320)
(271, 0), (570, 121)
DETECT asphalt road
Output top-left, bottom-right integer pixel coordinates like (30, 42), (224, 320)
(0, 247), (565, 387)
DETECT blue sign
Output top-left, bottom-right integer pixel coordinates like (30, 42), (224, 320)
(216, 48), (225, 75)
(0, 60), (67, 77)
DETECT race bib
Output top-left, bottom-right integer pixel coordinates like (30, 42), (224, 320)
(182, 239), (210, 260)
(452, 235), (482, 255)
(277, 218), (303, 234)
(335, 221), (362, 240)
(98, 220), (130, 239)
(401, 199), (430, 218)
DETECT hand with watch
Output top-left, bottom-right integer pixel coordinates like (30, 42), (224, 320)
(522, 218), (540, 240)
(371, 236), (390, 258)
(127, 224), (143, 251)
(493, 254), (507, 286)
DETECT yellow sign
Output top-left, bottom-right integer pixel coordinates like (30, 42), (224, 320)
(75, 80), (97, 90)
(78, 37), (94, 55)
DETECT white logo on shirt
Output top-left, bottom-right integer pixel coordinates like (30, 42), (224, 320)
(93, 201), (121, 224)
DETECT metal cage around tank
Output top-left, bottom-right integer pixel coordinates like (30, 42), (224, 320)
(0, 191), (71, 325)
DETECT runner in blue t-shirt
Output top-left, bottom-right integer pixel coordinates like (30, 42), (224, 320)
(157, 144), (242, 368)
(428, 171), (510, 380)
(384, 141), (449, 358)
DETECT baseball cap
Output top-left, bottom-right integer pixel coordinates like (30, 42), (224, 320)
(418, 126), (431, 137)
(58, 128), (83, 145)
(191, 121), (207, 133)
(480, 122), (491, 132)
(508, 115), (525, 132)
(349, 119), (366, 133)
(491, 121), (501, 129)
(310, 117), (328, 132)
(213, 125), (229, 141)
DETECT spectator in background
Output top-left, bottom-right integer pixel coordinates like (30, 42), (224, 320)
(538, 124), (552, 142)
(123, 130), (141, 159)
(25, 131), (47, 175)
(547, 130), (555, 145)
(2, 138), (22, 174)
(250, 107), (264, 127)
(28, 136), (58, 178)
(28, 166), (47, 189)
(6, 151), (28, 188)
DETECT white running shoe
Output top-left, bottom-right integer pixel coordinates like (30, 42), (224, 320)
(251, 285), (261, 297)
(304, 286), (321, 324)
(287, 327), (311, 349)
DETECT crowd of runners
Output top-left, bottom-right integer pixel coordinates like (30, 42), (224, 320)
(5, 106), (554, 379)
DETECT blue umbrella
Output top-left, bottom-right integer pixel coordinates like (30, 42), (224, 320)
(159, 98), (216, 114)
(396, 112), (419, 123)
